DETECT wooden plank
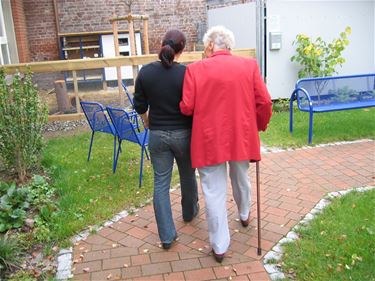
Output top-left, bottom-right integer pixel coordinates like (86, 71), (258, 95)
(1, 49), (255, 74)
(48, 113), (85, 122)
(72, 70), (81, 113)
(58, 29), (138, 37)
(109, 14), (149, 23)
(143, 19), (149, 54)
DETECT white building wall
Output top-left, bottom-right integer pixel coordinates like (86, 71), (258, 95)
(267, 0), (375, 99)
(207, 3), (257, 48)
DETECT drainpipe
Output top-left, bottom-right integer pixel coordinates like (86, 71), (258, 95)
(256, 0), (266, 81)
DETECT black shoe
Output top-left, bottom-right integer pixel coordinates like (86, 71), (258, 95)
(162, 235), (177, 250)
(212, 249), (225, 263)
(183, 203), (200, 222)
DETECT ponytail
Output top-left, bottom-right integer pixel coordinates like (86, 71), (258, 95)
(158, 43), (175, 68)
(158, 30), (186, 69)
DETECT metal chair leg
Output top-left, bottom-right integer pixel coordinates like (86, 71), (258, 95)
(256, 161), (262, 256)
(139, 146), (145, 187)
(88, 131), (95, 161)
(113, 140), (122, 173)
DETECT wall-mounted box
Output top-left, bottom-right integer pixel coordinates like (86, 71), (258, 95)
(269, 32), (282, 50)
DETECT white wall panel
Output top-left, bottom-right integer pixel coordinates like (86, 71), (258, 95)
(267, 0), (375, 99)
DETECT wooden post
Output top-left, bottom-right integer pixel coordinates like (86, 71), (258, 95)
(54, 80), (69, 113)
(72, 70), (81, 113)
(128, 16), (138, 83)
(112, 16), (125, 106)
(142, 18), (149, 54)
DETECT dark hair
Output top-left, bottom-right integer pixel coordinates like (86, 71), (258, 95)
(158, 29), (186, 68)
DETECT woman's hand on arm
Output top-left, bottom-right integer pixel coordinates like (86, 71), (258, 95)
(140, 112), (149, 129)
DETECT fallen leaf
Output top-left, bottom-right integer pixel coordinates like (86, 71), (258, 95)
(123, 264), (129, 268)
(143, 249), (149, 253)
(232, 267), (237, 273)
(107, 273), (113, 279)
(83, 267), (90, 272)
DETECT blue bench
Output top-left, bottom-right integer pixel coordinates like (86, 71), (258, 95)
(289, 73), (375, 144)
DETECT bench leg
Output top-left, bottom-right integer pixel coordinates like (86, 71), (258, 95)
(308, 111), (313, 144)
(289, 99), (294, 134)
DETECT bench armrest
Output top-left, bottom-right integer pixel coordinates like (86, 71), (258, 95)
(290, 87), (313, 111)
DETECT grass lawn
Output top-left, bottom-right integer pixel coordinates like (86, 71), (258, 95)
(42, 132), (157, 246)
(280, 189), (375, 281)
(260, 107), (375, 148)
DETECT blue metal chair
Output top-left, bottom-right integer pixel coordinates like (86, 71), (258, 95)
(121, 81), (135, 107)
(106, 106), (150, 187)
(121, 80), (145, 131)
(80, 101), (117, 166)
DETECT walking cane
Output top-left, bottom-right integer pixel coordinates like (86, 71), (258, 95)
(256, 161), (262, 256)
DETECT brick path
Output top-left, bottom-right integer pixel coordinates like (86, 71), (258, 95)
(72, 140), (374, 281)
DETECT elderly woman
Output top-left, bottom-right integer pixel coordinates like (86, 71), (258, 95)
(180, 26), (272, 262)
(134, 30), (199, 250)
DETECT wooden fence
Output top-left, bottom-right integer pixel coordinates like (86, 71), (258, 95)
(1, 48), (255, 120)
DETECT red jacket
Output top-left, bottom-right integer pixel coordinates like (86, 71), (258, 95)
(180, 50), (272, 168)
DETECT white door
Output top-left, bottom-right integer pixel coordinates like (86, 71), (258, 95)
(101, 33), (142, 81)
(0, 2), (10, 65)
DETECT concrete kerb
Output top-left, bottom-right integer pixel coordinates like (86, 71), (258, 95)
(263, 186), (375, 281)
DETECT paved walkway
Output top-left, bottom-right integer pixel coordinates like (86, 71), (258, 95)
(71, 140), (374, 281)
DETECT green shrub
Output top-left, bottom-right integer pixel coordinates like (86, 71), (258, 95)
(291, 26), (351, 79)
(0, 69), (48, 182)
(0, 234), (20, 277)
(0, 175), (59, 236)
(0, 182), (30, 232)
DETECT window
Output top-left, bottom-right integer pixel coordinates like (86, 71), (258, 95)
(0, 2), (10, 65)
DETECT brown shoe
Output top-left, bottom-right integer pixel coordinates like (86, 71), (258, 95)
(212, 249), (225, 263)
(240, 213), (250, 227)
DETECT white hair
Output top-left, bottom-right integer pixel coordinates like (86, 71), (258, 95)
(203, 25), (235, 50)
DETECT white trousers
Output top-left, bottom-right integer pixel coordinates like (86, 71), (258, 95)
(198, 160), (251, 254)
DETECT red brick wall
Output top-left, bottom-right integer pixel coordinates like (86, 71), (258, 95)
(11, 0), (30, 63)
(23, 0), (59, 61)
(57, 0), (207, 53)
(12, 1), (255, 62)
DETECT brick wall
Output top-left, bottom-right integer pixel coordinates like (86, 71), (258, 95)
(57, 0), (207, 53)
(12, 0), (255, 62)
(23, 0), (59, 61)
(11, 0), (30, 62)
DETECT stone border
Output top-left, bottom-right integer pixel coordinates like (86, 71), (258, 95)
(261, 139), (373, 154)
(263, 185), (375, 281)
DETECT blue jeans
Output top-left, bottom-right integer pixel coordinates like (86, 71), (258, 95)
(149, 129), (199, 243)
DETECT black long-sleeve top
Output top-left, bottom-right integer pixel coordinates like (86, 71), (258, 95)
(133, 61), (193, 130)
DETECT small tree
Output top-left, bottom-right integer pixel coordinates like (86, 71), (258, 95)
(291, 26), (351, 79)
(0, 69), (48, 182)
